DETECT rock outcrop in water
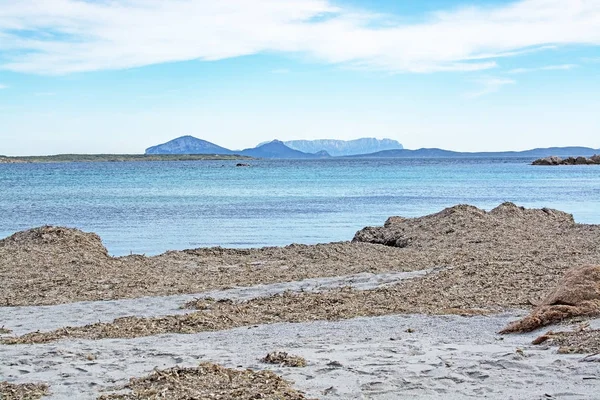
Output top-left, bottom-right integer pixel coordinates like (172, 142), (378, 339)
(532, 155), (600, 165)
(500, 265), (600, 333)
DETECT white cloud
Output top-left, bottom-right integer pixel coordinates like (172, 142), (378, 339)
(0, 83), (7, 89)
(507, 64), (578, 74)
(0, 0), (599, 74)
(465, 77), (516, 98)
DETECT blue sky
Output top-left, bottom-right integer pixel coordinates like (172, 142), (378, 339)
(0, 0), (599, 155)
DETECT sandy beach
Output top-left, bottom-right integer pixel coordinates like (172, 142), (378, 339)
(2, 203), (600, 399)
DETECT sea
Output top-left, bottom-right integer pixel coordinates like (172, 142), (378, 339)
(1, 158), (599, 256)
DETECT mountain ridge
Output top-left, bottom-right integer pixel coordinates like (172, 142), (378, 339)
(276, 138), (403, 156)
(145, 136), (599, 159)
(239, 140), (330, 159)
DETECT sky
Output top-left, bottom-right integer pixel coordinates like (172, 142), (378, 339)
(0, 0), (599, 155)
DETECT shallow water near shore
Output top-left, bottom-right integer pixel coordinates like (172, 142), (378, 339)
(1, 157), (599, 255)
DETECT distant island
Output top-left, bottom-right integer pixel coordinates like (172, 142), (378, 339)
(348, 146), (600, 159)
(2, 136), (599, 163)
(146, 136), (332, 159)
(259, 138), (403, 156)
(145, 135), (600, 160)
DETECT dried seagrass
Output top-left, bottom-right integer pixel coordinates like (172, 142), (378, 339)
(500, 265), (600, 334)
(97, 362), (313, 400)
(261, 352), (307, 367)
(0, 382), (49, 400)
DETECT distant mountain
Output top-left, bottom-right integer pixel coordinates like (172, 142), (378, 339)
(144, 136), (598, 160)
(350, 146), (600, 159)
(280, 138), (403, 156)
(145, 136), (233, 155)
(240, 140), (330, 159)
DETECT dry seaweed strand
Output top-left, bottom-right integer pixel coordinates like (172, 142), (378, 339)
(500, 265), (600, 334)
(2, 287), (492, 344)
(532, 329), (600, 354)
(260, 352), (307, 367)
(97, 362), (313, 400)
(0, 382), (49, 400)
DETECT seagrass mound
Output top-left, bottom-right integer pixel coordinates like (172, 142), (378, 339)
(0, 381), (49, 400)
(500, 265), (600, 334)
(0, 225), (109, 257)
(97, 363), (313, 400)
(353, 202), (575, 247)
(0, 227), (412, 307)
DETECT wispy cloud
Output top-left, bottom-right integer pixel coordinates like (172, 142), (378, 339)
(0, 0), (599, 75)
(0, 84), (7, 89)
(465, 77), (516, 98)
(507, 64), (578, 74)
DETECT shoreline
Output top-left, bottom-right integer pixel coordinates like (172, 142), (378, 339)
(0, 154), (253, 164)
(1, 202), (599, 307)
(2, 202), (600, 398)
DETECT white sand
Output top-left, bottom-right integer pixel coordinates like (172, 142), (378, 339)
(0, 269), (436, 335)
(1, 272), (599, 400)
(2, 314), (599, 399)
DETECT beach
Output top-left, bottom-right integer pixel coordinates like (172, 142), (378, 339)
(1, 203), (600, 399)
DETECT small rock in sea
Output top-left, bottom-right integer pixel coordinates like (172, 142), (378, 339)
(236, 163), (251, 167)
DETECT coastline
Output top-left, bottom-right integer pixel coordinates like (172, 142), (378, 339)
(0, 154), (253, 164)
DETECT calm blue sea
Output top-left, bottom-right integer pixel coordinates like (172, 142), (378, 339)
(1, 158), (599, 256)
